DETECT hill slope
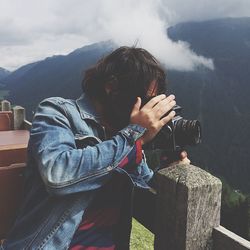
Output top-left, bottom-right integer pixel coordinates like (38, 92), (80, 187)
(167, 17), (250, 192)
(2, 41), (114, 118)
(0, 67), (11, 81)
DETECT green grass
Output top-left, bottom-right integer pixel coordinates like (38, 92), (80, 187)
(130, 218), (154, 250)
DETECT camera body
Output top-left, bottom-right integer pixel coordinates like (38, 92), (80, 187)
(143, 104), (202, 163)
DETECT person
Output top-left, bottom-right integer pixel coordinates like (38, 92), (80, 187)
(1, 46), (189, 250)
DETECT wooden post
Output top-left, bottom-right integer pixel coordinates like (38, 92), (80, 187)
(154, 164), (222, 250)
(1, 100), (11, 111)
(12, 106), (25, 130)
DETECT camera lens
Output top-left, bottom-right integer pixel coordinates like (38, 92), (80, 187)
(174, 119), (201, 146)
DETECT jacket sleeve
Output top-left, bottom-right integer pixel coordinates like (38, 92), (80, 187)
(29, 97), (146, 196)
(116, 140), (154, 188)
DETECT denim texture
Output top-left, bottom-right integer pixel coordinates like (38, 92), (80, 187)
(1, 94), (153, 250)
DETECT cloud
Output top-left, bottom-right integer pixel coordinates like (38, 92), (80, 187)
(0, 0), (249, 70)
(159, 0), (250, 24)
(92, 0), (214, 71)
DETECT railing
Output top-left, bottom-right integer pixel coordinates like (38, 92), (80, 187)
(133, 164), (250, 249)
(0, 100), (29, 238)
(0, 100), (31, 131)
(1, 100), (250, 249)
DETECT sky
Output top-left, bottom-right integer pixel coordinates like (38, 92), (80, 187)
(0, 0), (250, 71)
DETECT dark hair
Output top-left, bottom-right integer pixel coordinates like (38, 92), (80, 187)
(82, 46), (166, 101)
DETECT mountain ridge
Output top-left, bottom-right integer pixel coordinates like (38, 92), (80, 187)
(0, 67), (11, 81)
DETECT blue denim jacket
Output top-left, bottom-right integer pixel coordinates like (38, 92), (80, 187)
(2, 94), (153, 250)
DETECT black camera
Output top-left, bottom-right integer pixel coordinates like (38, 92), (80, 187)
(143, 104), (202, 163)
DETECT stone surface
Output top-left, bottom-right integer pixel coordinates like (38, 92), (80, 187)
(154, 164), (222, 250)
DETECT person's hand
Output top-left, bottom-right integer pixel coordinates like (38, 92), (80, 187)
(130, 94), (176, 145)
(164, 150), (191, 168)
(178, 150), (191, 165)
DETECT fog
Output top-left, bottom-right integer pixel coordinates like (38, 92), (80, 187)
(0, 0), (249, 70)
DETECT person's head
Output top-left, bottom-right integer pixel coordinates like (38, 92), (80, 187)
(82, 46), (167, 129)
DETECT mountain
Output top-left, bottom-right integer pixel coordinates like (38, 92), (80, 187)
(0, 67), (11, 81)
(4, 62), (39, 83)
(2, 18), (250, 193)
(167, 17), (250, 193)
(2, 41), (115, 118)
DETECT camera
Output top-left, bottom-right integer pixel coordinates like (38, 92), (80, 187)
(143, 104), (202, 162)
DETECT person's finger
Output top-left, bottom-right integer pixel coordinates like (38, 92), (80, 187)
(180, 151), (187, 160)
(143, 94), (168, 109)
(160, 111), (176, 125)
(181, 157), (191, 164)
(130, 97), (141, 115)
(169, 157), (190, 167)
(153, 96), (175, 110)
(154, 99), (176, 118)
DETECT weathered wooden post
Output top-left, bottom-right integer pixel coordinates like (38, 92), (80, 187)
(1, 100), (11, 111)
(154, 164), (222, 250)
(12, 106), (26, 130)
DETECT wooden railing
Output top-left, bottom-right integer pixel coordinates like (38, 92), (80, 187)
(1, 100), (250, 249)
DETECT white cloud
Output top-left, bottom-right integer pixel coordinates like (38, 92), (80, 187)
(0, 0), (249, 70)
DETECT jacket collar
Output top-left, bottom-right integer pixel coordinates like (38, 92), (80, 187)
(76, 93), (101, 122)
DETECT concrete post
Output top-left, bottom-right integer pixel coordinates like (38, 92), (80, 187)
(12, 106), (25, 130)
(154, 164), (222, 250)
(1, 100), (11, 111)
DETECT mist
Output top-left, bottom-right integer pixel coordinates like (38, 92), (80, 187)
(1, 0), (249, 70)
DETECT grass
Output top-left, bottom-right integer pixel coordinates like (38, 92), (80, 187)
(130, 218), (154, 250)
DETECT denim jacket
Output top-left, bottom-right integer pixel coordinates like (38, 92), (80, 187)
(2, 94), (153, 250)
